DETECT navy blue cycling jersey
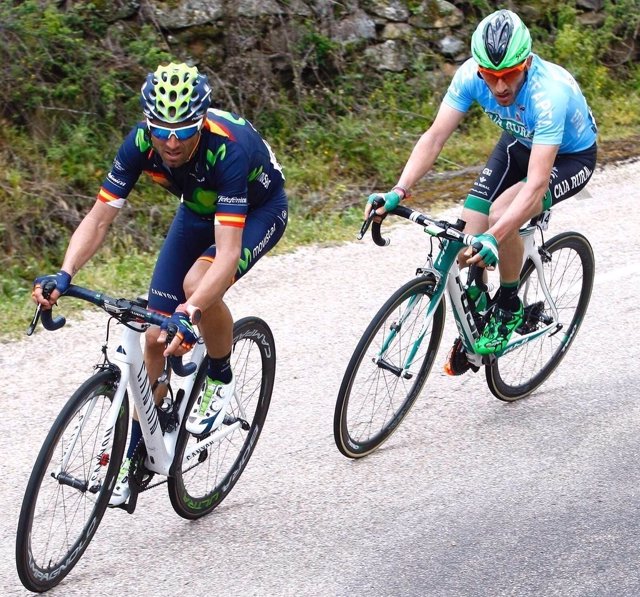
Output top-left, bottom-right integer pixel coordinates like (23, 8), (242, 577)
(98, 108), (285, 228)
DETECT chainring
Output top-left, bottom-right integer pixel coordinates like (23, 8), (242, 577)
(128, 442), (155, 492)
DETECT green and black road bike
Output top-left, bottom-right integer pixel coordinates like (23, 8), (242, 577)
(334, 204), (594, 459)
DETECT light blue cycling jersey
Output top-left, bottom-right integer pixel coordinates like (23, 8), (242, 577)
(443, 54), (597, 154)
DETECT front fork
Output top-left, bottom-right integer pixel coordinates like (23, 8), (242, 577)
(375, 241), (458, 375)
(54, 368), (125, 494)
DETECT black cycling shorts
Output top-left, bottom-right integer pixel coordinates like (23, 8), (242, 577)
(464, 132), (597, 215)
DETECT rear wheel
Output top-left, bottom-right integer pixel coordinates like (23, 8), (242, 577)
(168, 317), (275, 519)
(16, 370), (128, 592)
(486, 232), (594, 401)
(334, 276), (445, 458)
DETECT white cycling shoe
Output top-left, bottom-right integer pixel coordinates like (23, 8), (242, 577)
(186, 376), (235, 436)
(109, 457), (131, 506)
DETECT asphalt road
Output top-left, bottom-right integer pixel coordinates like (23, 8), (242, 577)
(2, 159), (639, 596)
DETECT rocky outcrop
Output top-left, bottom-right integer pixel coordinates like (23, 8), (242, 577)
(99, 0), (636, 108)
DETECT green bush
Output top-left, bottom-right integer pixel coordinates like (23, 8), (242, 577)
(1, 0), (639, 338)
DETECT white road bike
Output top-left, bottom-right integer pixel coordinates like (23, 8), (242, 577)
(16, 283), (275, 592)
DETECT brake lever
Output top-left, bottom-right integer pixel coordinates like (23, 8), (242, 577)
(26, 304), (42, 336)
(357, 213), (376, 240)
(163, 322), (198, 376)
(469, 264), (489, 292)
(358, 197), (386, 240)
(27, 279), (67, 334)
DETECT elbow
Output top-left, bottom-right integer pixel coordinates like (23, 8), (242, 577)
(530, 182), (550, 208)
(421, 129), (446, 152)
(96, 220), (112, 238)
(222, 247), (243, 275)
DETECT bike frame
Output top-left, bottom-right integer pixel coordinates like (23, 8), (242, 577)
(57, 321), (242, 479)
(377, 213), (560, 374)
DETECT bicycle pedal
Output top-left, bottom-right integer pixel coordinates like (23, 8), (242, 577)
(124, 490), (139, 514)
(444, 338), (479, 376)
(108, 489), (138, 513)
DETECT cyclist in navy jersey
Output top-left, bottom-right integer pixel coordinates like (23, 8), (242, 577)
(32, 62), (288, 505)
(365, 9), (597, 371)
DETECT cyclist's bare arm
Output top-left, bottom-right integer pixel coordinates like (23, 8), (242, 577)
(366, 103), (465, 219)
(33, 200), (119, 308)
(161, 224), (242, 357)
(466, 142), (559, 269)
(62, 200), (120, 275)
(485, 143), (559, 244)
(397, 103), (466, 191)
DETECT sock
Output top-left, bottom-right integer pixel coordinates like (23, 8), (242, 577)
(207, 352), (232, 384)
(126, 419), (143, 459)
(497, 281), (520, 312)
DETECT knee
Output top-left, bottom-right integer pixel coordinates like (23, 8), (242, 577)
(202, 298), (227, 318)
(183, 260), (219, 299)
(183, 272), (199, 299)
(487, 205), (501, 228)
(145, 327), (164, 354)
(461, 207), (489, 235)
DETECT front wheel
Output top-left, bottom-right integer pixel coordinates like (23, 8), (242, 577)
(486, 232), (595, 401)
(334, 276), (445, 459)
(16, 369), (128, 593)
(168, 316), (275, 519)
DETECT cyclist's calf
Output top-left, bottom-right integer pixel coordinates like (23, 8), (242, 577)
(145, 327), (169, 402)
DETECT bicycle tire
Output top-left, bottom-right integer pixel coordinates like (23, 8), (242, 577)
(334, 276), (445, 458)
(167, 316), (275, 519)
(16, 369), (128, 592)
(486, 232), (595, 401)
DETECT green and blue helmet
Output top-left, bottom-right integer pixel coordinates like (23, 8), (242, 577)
(140, 62), (212, 123)
(471, 10), (532, 70)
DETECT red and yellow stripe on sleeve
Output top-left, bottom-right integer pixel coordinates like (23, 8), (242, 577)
(97, 186), (126, 208)
(214, 213), (246, 228)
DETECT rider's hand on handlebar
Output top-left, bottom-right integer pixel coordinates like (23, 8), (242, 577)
(364, 189), (403, 219)
(32, 271), (72, 309)
(465, 232), (499, 269)
(159, 304), (200, 357)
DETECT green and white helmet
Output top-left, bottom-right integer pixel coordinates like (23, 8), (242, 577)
(471, 10), (532, 70)
(140, 62), (211, 123)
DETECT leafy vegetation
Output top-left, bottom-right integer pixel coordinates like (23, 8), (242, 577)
(1, 0), (639, 337)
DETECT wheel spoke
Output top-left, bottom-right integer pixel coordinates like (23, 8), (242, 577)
(17, 372), (127, 592)
(334, 278), (444, 458)
(488, 233), (594, 400)
(168, 317), (274, 519)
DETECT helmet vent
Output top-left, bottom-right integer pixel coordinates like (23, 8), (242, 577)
(471, 9), (532, 71)
(484, 12), (512, 67)
(140, 62), (212, 123)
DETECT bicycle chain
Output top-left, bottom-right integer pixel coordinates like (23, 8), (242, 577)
(128, 442), (159, 493)
(128, 387), (188, 493)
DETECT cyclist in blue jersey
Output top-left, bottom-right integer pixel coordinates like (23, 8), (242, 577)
(365, 9), (597, 371)
(32, 62), (288, 505)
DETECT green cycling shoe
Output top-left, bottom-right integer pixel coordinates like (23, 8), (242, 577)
(474, 300), (524, 355)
